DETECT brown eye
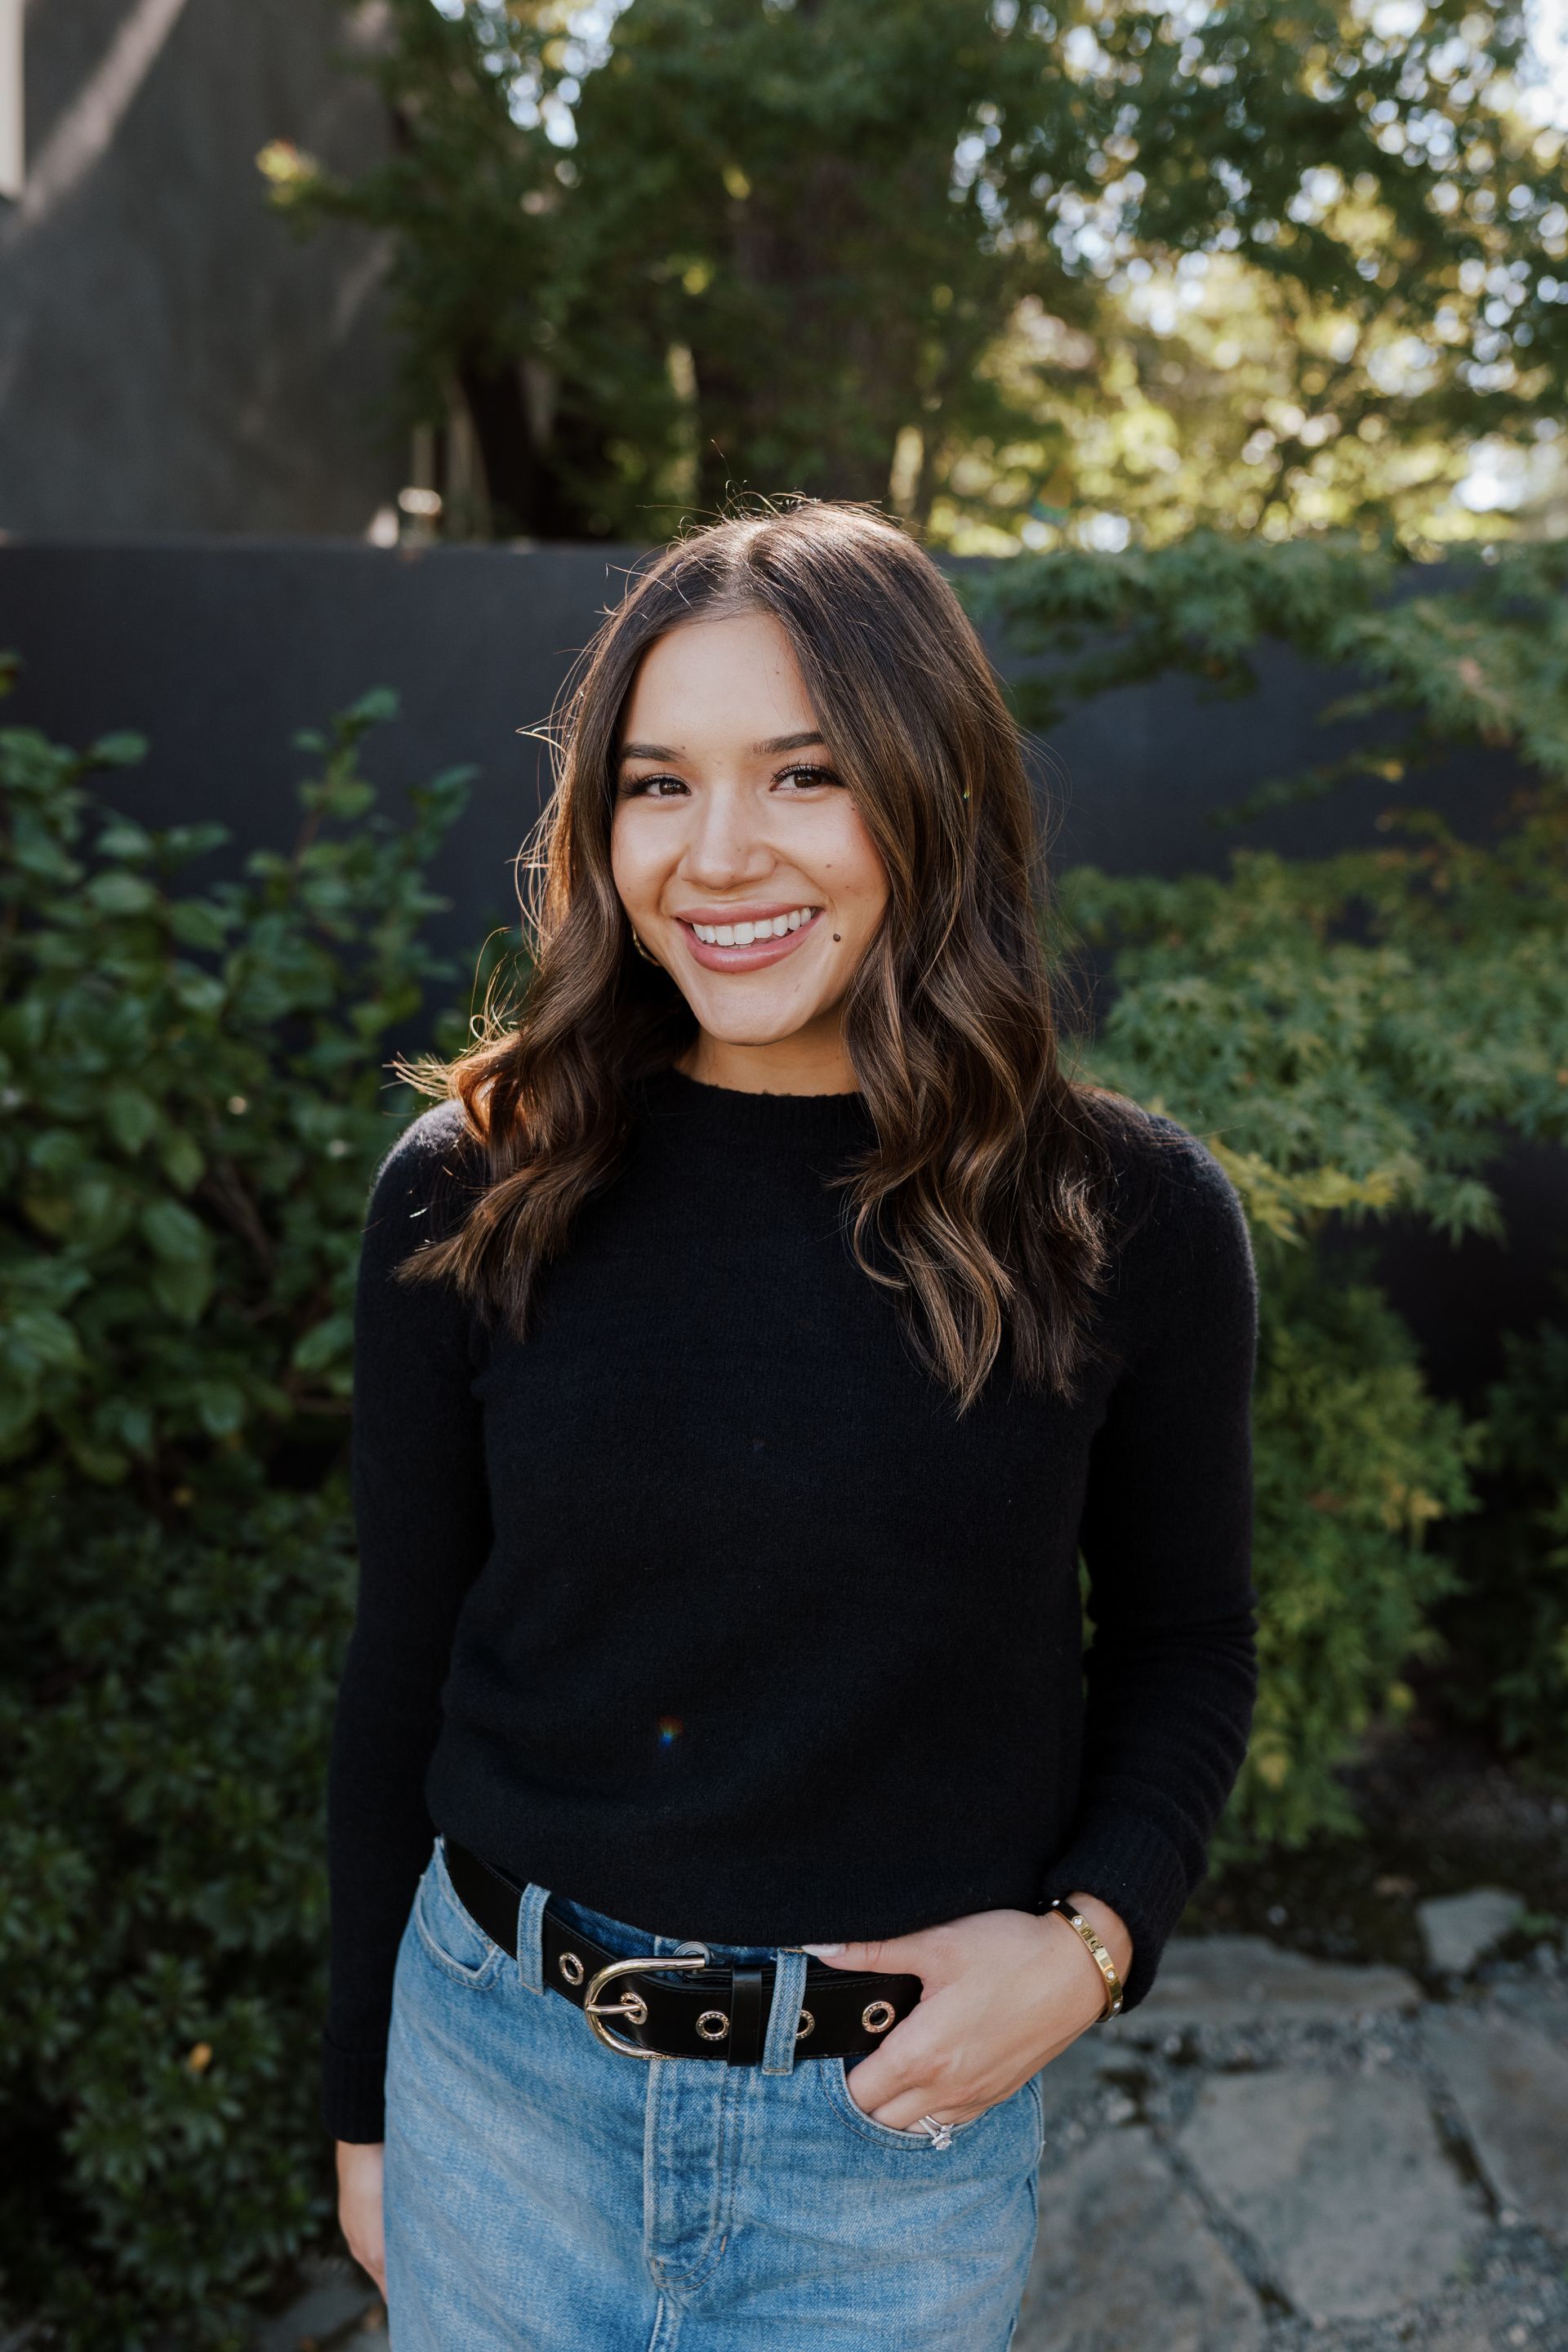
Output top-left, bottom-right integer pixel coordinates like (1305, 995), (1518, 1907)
(774, 764), (841, 790)
(621, 773), (688, 799)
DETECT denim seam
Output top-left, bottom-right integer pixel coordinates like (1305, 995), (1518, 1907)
(644, 2069), (739, 2299)
(414, 1846), (506, 1991)
(1027, 2068), (1046, 2163)
(515, 1882), (551, 1996)
(760, 1949), (808, 2074)
(820, 2056), (991, 2153)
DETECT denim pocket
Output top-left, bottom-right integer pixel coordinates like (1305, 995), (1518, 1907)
(412, 1837), (507, 1989)
(821, 2056), (1044, 2155)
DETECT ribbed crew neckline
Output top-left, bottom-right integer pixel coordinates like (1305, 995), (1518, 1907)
(646, 1064), (875, 1144)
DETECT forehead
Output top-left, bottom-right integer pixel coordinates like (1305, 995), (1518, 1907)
(620, 612), (817, 751)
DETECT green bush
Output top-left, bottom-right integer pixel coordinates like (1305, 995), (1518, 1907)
(1, 1488), (354, 2350)
(977, 535), (1568, 1843)
(0, 683), (472, 2348)
(1438, 1290), (1568, 1775)
(1233, 1257), (1475, 1851)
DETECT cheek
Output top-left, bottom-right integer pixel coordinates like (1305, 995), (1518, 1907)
(833, 807), (891, 927)
(609, 812), (660, 912)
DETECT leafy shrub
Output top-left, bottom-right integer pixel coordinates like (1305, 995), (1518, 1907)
(1, 1488), (353, 2350)
(0, 682), (472, 2348)
(978, 536), (1568, 1843)
(1232, 1257), (1476, 1851)
(1438, 1292), (1568, 1775)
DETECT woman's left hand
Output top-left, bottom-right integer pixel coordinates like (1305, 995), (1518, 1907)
(803, 1892), (1132, 2132)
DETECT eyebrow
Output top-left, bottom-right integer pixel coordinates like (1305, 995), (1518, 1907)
(617, 730), (826, 764)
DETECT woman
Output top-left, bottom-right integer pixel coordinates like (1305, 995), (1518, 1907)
(325, 502), (1258, 2350)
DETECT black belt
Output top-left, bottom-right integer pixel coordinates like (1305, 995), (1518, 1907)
(444, 1838), (923, 2067)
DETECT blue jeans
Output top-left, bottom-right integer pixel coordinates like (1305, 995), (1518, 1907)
(384, 1837), (1045, 2349)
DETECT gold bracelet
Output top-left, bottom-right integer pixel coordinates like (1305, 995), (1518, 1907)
(1044, 1897), (1125, 2020)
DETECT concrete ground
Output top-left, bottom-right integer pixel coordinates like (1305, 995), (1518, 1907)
(1011, 1927), (1568, 2352)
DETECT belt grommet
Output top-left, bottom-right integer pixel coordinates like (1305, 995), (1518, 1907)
(559, 1951), (586, 1987)
(795, 2008), (815, 2041)
(696, 2009), (729, 2042)
(862, 1999), (896, 2034)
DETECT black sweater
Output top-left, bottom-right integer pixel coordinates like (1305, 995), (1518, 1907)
(323, 1072), (1258, 2141)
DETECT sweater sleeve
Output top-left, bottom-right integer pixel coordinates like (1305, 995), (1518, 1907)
(1040, 1118), (1259, 2011)
(321, 1101), (494, 2141)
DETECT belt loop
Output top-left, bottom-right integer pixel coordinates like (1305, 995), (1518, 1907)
(761, 1948), (809, 2075)
(727, 1967), (766, 2066)
(514, 1882), (551, 1996)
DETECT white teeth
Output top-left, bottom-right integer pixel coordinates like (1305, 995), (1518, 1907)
(689, 907), (814, 947)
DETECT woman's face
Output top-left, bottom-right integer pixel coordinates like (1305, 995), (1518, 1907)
(609, 610), (889, 1085)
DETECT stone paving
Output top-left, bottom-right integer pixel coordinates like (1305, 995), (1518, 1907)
(251, 1906), (1566, 2352)
(1013, 1922), (1568, 2352)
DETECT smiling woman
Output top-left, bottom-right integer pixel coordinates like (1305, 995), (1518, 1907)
(610, 609), (890, 1075)
(323, 501), (1259, 2351)
(397, 501), (1126, 1409)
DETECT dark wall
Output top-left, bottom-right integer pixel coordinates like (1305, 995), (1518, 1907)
(0, 0), (398, 535)
(0, 536), (1557, 1392)
(0, 537), (1527, 936)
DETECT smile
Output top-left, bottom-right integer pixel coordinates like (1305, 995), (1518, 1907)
(688, 906), (817, 945)
(676, 905), (823, 972)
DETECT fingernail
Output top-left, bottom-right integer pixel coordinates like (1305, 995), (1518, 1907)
(801, 1943), (844, 1956)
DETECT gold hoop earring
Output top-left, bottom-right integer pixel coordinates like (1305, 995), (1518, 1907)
(630, 930), (661, 967)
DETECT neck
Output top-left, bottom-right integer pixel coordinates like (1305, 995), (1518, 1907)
(679, 1015), (859, 1097)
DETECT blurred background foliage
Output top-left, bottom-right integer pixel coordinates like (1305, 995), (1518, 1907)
(260, 0), (1568, 550)
(0, 687), (476, 2346)
(978, 535), (1568, 1834)
(2, 530), (1565, 2337)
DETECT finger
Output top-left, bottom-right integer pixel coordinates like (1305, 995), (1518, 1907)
(836, 2005), (948, 2116)
(868, 2089), (973, 2133)
(801, 1932), (933, 1975)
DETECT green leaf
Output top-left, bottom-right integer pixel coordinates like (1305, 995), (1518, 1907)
(2, 1309), (84, 1374)
(290, 1314), (353, 1375)
(169, 899), (232, 950)
(103, 1087), (159, 1154)
(85, 872), (159, 918)
(87, 731), (149, 769)
(96, 821), (154, 863)
(346, 686), (399, 727)
(195, 1383), (247, 1439)
(168, 967), (225, 1018)
(140, 1200), (209, 1264)
(150, 1257), (215, 1325)
(158, 1129), (205, 1192)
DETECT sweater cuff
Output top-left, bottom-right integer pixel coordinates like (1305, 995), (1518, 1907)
(321, 2035), (389, 2144)
(1036, 1809), (1192, 2012)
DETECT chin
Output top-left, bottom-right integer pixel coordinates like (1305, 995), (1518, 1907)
(700, 1016), (816, 1047)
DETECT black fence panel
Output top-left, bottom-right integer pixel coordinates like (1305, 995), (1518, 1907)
(0, 537), (1557, 1393)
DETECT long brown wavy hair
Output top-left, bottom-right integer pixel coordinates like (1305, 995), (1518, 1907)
(402, 500), (1125, 1410)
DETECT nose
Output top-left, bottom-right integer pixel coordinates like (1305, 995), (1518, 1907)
(679, 779), (774, 891)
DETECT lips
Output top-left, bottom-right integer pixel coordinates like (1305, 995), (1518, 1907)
(675, 906), (824, 973)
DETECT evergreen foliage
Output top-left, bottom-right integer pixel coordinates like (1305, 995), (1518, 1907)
(0, 687), (472, 2347)
(975, 534), (1568, 1840)
(1441, 1293), (1568, 1770)
(261, 0), (1567, 543)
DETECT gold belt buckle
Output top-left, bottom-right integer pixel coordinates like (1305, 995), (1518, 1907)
(582, 1952), (711, 2059)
